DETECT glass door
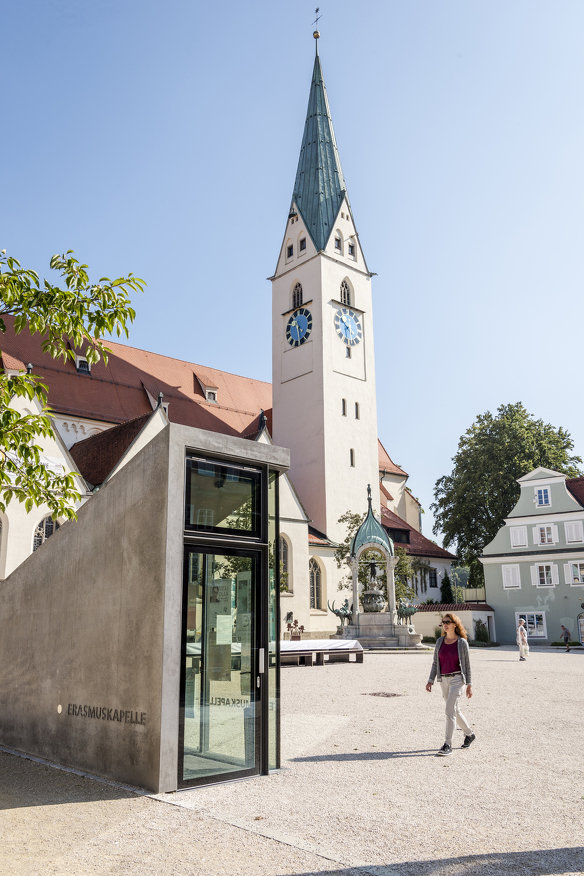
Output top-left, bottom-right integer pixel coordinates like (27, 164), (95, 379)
(179, 546), (260, 787)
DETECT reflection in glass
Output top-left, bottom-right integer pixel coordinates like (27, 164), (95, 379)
(181, 549), (258, 784)
(185, 457), (261, 537)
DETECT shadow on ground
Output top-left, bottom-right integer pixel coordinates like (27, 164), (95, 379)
(280, 846), (584, 876)
(0, 750), (139, 809)
(291, 749), (436, 762)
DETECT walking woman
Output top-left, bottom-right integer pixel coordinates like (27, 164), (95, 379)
(425, 612), (475, 756)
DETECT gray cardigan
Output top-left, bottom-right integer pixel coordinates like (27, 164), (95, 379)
(428, 637), (472, 685)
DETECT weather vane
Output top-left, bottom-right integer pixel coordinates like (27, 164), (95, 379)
(313, 7), (322, 28)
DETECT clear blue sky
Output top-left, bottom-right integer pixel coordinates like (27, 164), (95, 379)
(3, 1), (584, 543)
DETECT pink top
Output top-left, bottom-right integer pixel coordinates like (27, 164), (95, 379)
(439, 639), (461, 675)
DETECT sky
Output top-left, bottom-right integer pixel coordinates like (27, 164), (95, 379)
(3, 1), (584, 544)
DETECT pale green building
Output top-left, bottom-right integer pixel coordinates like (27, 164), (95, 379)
(481, 467), (584, 645)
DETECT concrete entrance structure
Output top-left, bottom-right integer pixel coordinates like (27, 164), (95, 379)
(0, 422), (288, 792)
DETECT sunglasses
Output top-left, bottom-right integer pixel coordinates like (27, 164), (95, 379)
(440, 621), (453, 626)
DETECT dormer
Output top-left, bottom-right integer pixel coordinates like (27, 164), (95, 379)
(75, 355), (91, 375)
(194, 371), (219, 404)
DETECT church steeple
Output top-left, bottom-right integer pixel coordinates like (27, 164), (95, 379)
(292, 45), (348, 252)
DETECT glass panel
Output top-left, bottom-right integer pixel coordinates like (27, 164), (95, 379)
(181, 549), (259, 785)
(268, 471), (280, 770)
(185, 457), (261, 538)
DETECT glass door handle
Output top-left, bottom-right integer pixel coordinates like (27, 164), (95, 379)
(258, 648), (265, 674)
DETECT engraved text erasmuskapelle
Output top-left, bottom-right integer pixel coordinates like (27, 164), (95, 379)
(67, 704), (146, 725)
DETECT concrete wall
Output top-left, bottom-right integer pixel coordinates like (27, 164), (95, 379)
(412, 609), (496, 642)
(0, 425), (172, 791)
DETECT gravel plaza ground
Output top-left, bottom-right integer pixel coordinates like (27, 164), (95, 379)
(1, 645), (583, 876)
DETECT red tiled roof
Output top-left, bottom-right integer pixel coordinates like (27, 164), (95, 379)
(378, 439), (408, 477)
(380, 483), (394, 504)
(69, 412), (152, 486)
(308, 526), (337, 547)
(381, 506), (457, 560)
(0, 316), (272, 438)
(414, 603), (494, 612)
(566, 477), (584, 508)
(1, 351), (26, 372)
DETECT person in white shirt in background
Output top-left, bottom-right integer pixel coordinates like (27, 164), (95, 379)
(517, 618), (529, 661)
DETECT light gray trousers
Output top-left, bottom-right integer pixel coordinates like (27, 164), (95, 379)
(440, 674), (472, 745)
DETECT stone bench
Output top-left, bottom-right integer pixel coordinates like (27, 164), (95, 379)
(280, 639), (364, 667)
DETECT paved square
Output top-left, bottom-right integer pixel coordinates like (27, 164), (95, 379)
(1, 647), (583, 875)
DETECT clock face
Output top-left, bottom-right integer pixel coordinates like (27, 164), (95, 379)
(286, 307), (312, 347)
(334, 308), (362, 346)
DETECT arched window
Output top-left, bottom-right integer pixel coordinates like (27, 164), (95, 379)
(292, 282), (303, 309)
(340, 280), (351, 306)
(33, 516), (60, 552)
(280, 535), (291, 592)
(309, 558), (322, 609)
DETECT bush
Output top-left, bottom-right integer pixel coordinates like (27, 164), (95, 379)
(422, 636), (436, 644)
(440, 572), (454, 604)
(474, 619), (489, 643)
(434, 626), (442, 640)
(551, 641), (581, 647)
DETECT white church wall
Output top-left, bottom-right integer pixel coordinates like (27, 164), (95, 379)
(53, 414), (115, 449)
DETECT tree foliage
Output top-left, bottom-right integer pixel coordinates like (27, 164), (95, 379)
(440, 571), (454, 604)
(0, 251), (145, 518)
(431, 403), (582, 583)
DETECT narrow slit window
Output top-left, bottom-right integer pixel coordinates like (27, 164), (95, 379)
(350, 448), (355, 467)
(346, 347), (351, 359)
(355, 402), (360, 419)
(341, 399), (347, 416)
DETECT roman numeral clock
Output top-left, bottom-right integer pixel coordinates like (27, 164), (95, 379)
(286, 307), (312, 347)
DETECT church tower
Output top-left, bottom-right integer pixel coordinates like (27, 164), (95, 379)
(271, 34), (380, 544)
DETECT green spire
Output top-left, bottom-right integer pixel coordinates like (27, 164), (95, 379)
(351, 486), (394, 557)
(292, 52), (348, 252)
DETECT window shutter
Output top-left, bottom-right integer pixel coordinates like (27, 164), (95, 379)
(532, 526), (539, 544)
(552, 524), (559, 543)
(530, 566), (538, 587)
(564, 563), (572, 585)
(565, 522), (574, 543)
(502, 566), (511, 588)
(551, 564), (559, 586)
(576, 521), (584, 542)
(512, 566), (520, 588)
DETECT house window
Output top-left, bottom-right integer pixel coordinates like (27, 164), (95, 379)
(348, 242), (355, 257)
(516, 611), (547, 638)
(292, 282), (303, 309)
(287, 244), (293, 258)
(280, 535), (291, 592)
(355, 402), (360, 419)
(502, 564), (521, 589)
(33, 516), (60, 552)
(341, 398), (347, 416)
(510, 526), (527, 548)
(538, 525), (554, 545)
(428, 568), (437, 588)
(350, 448), (355, 467)
(565, 521), (584, 543)
(340, 280), (351, 306)
(565, 562), (584, 585)
(299, 238), (306, 252)
(335, 237), (342, 252)
(535, 487), (551, 507)
(309, 558), (322, 609)
(197, 509), (214, 528)
(530, 563), (558, 587)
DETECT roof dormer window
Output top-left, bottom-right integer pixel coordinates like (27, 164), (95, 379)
(207, 391), (217, 403)
(76, 356), (90, 375)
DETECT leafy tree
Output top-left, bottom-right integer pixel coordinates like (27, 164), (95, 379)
(431, 403), (582, 585)
(0, 251), (145, 518)
(440, 571), (454, 604)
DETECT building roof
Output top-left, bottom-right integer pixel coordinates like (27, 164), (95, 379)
(566, 477), (584, 508)
(380, 506), (457, 560)
(1, 351), (26, 372)
(378, 439), (408, 477)
(380, 483), (394, 504)
(308, 526), (337, 548)
(413, 603), (494, 612)
(69, 412), (152, 486)
(0, 316), (272, 439)
(292, 51), (348, 252)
